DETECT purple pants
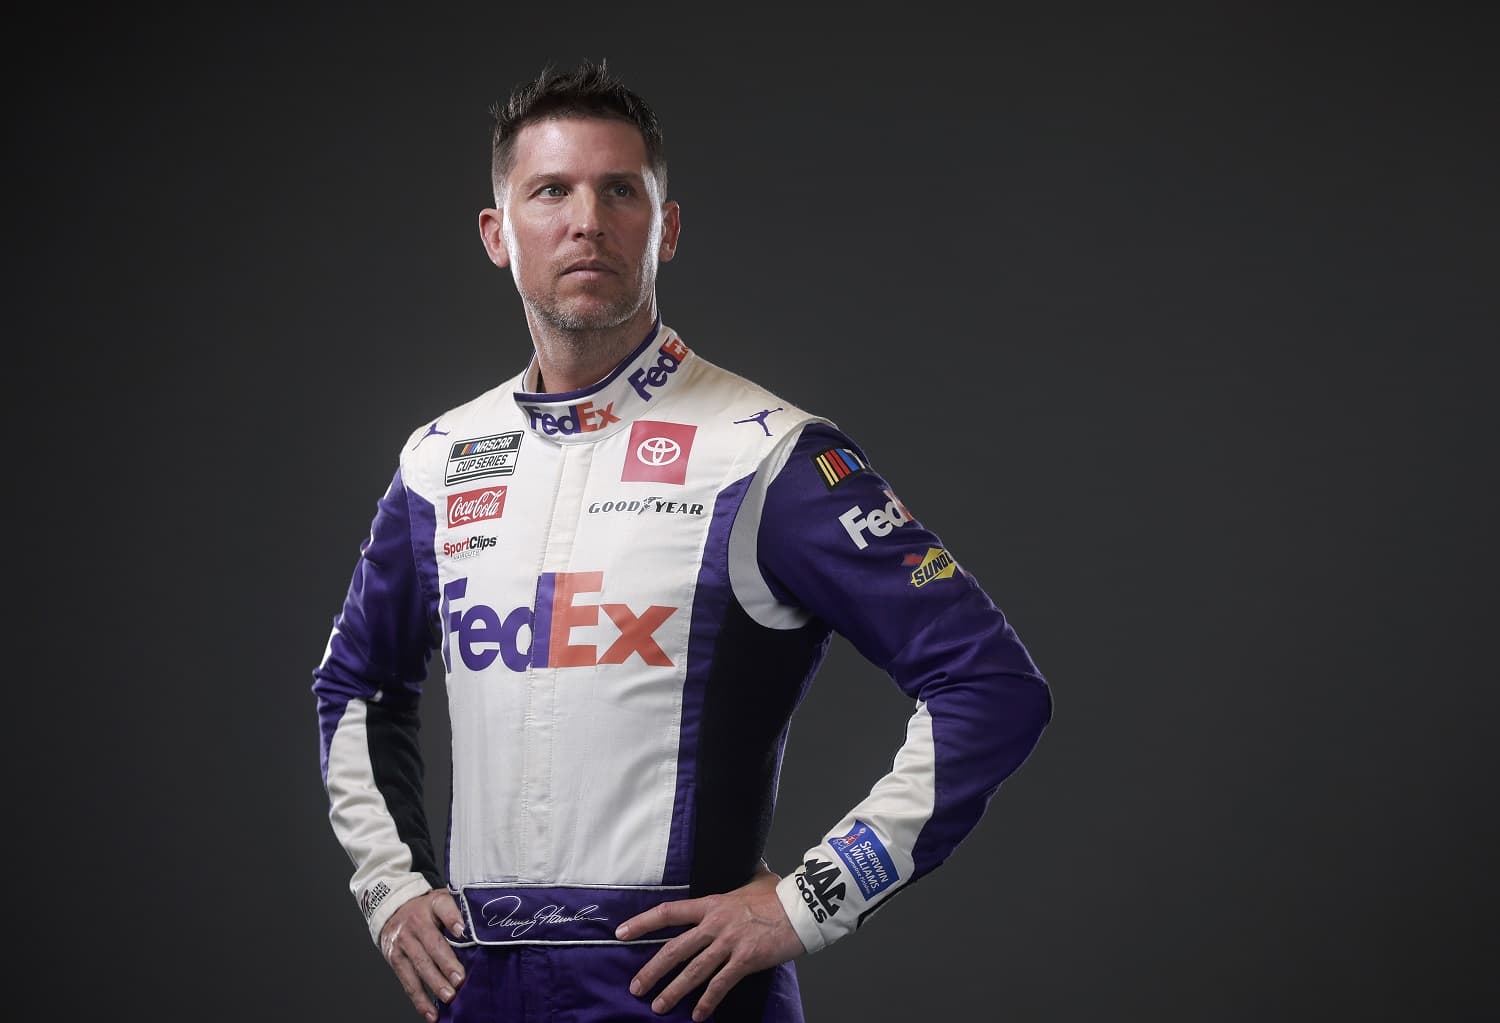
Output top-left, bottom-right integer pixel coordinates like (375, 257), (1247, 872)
(435, 942), (805, 1023)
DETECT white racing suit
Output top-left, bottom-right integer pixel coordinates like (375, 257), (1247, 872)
(313, 320), (1052, 1021)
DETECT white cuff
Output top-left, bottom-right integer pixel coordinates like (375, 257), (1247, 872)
(362, 875), (436, 946)
(775, 871), (830, 954)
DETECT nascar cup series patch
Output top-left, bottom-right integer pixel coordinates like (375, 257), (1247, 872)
(446, 432), (523, 485)
(829, 820), (899, 900)
(812, 446), (869, 489)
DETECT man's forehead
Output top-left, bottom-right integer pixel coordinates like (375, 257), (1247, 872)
(509, 115), (650, 175)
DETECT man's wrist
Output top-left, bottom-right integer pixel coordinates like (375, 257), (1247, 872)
(774, 872), (830, 954)
(364, 876), (437, 946)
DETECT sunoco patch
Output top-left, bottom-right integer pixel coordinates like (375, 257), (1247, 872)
(909, 547), (958, 587)
(828, 820), (899, 900)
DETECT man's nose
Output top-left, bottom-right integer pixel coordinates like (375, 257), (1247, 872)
(571, 191), (604, 239)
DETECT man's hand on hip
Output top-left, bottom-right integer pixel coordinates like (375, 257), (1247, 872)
(379, 888), (468, 1022)
(615, 862), (807, 1022)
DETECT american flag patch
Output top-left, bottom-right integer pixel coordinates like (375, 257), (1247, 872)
(812, 447), (869, 489)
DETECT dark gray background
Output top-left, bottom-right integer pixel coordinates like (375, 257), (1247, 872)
(15, 7), (1495, 1020)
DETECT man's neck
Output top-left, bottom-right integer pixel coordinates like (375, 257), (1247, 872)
(527, 302), (659, 394)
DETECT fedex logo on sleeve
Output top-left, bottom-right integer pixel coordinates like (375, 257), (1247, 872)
(838, 489), (914, 549)
(442, 573), (678, 673)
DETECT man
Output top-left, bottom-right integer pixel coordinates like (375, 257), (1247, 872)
(313, 59), (1052, 1023)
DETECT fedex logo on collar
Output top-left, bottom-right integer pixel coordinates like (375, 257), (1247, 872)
(525, 400), (620, 436)
(628, 334), (690, 401)
(442, 573), (677, 672)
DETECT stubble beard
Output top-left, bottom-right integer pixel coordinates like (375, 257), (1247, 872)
(535, 286), (639, 333)
(528, 268), (653, 356)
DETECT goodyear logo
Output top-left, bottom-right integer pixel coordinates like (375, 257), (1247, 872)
(909, 547), (957, 587)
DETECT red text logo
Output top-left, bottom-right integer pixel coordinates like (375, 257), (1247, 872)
(448, 486), (507, 527)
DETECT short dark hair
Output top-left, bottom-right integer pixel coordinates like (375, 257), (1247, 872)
(489, 58), (668, 202)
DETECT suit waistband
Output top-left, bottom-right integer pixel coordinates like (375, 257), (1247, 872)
(453, 883), (692, 946)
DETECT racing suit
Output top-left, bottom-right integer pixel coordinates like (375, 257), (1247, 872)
(313, 320), (1052, 1022)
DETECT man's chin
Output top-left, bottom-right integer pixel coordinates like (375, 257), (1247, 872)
(541, 297), (641, 332)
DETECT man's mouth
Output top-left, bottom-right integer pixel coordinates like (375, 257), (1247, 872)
(563, 259), (615, 275)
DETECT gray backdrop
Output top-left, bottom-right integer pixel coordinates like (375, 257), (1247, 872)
(15, 7), (1494, 1020)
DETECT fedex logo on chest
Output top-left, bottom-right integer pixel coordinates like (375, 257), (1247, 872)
(442, 573), (678, 673)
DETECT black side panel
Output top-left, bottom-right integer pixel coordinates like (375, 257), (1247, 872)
(690, 602), (826, 1023)
(690, 600), (828, 899)
(367, 700), (442, 887)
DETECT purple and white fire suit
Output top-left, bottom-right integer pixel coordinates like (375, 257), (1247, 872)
(312, 320), (1052, 1022)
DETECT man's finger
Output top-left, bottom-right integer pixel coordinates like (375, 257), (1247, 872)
(615, 895), (709, 939)
(648, 941), (731, 1017)
(424, 935), (466, 992)
(388, 952), (438, 1022)
(629, 926), (713, 997)
(399, 934), (458, 1009)
(422, 894), (467, 987)
(692, 956), (751, 1022)
(430, 889), (467, 939)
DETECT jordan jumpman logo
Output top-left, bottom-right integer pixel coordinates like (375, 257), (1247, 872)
(412, 420), (450, 450)
(733, 407), (783, 436)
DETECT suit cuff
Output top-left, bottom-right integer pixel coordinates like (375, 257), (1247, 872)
(775, 872), (829, 954)
(362, 875), (435, 946)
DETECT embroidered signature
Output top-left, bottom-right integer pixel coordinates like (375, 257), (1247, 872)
(479, 896), (610, 938)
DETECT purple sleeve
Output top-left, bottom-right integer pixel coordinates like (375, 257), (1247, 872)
(765, 423), (1052, 952)
(312, 467), (440, 774)
(311, 467), (443, 900)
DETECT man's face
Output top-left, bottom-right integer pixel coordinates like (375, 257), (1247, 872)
(482, 116), (679, 332)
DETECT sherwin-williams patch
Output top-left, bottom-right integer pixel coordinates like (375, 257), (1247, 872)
(829, 820), (899, 900)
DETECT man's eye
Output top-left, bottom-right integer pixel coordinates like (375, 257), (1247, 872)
(608, 183), (634, 197)
(538, 184), (565, 197)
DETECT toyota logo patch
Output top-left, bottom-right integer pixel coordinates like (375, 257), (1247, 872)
(637, 436), (682, 466)
(622, 421), (697, 485)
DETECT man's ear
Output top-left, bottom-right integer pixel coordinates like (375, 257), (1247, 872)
(479, 207), (510, 268)
(659, 200), (681, 263)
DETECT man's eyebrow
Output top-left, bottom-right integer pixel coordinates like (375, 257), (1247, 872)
(518, 170), (647, 188)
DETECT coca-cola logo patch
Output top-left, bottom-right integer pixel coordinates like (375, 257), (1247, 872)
(448, 486), (507, 527)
